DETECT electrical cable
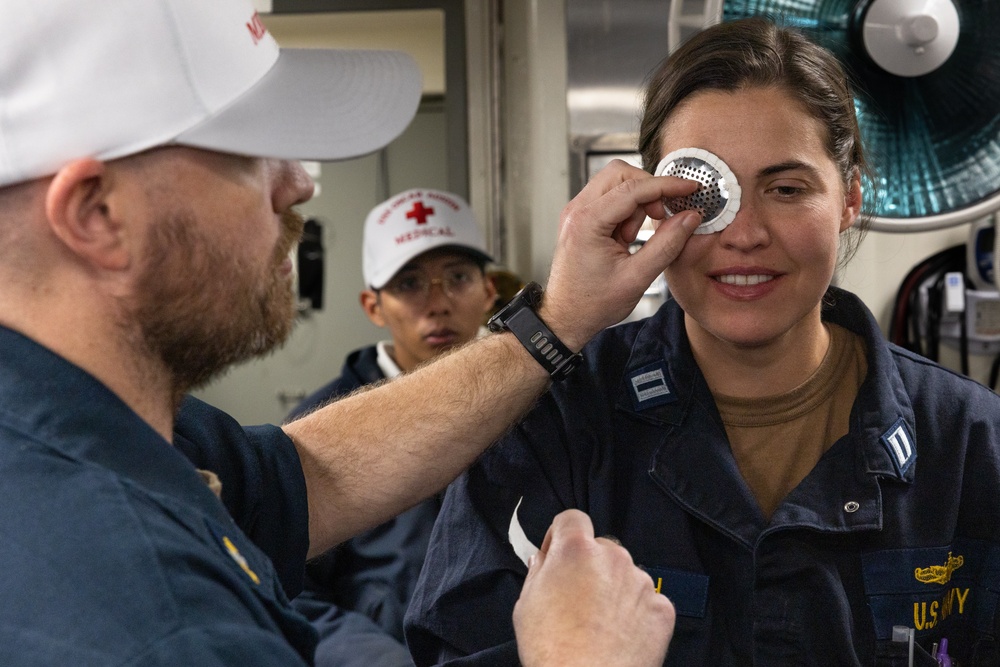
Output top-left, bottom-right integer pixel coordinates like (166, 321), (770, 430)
(959, 286), (970, 376)
(888, 245), (966, 354)
(926, 274), (943, 362)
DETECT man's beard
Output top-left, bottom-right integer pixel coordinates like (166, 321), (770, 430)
(129, 209), (305, 396)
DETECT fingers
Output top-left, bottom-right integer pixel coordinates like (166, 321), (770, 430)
(562, 160), (699, 232)
(515, 509), (677, 667)
(543, 508), (595, 547)
(526, 508), (591, 580)
(541, 159), (702, 349)
(574, 158), (697, 203)
(629, 209), (701, 284)
(571, 158), (647, 203)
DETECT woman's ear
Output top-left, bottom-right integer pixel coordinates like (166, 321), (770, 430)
(44, 158), (130, 271)
(840, 170), (863, 232)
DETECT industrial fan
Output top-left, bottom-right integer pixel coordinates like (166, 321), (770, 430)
(666, 0), (1000, 234)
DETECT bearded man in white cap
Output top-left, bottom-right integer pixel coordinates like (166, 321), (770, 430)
(0, 0), (703, 665)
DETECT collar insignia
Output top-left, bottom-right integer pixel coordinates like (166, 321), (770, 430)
(222, 535), (261, 585)
(880, 418), (915, 478)
(628, 361), (676, 411)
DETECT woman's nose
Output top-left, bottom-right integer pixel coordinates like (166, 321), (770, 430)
(718, 197), (769, 250)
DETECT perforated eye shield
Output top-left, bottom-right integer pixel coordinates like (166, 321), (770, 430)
(654, 147), (741, 234)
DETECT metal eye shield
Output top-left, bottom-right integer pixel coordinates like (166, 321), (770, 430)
(654, 147), (741, 234)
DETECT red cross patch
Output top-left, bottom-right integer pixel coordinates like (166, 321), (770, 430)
(405, 201), (435, 225)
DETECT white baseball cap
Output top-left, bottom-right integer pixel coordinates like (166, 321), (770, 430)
(0, 0), (422, 188)
(363, 189), (493, 289)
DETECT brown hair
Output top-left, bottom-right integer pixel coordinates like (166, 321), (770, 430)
(638, 17), (873, 261)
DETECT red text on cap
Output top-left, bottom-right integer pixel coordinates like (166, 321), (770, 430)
(396, 227), (454, 245)
(247, 11), (268, 45)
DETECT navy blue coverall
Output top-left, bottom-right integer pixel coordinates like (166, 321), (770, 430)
(405, 288), (1000, 666)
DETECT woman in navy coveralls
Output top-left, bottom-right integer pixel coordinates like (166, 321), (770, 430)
(405, 17), (1000, 667)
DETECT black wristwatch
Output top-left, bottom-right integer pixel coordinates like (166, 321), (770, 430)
(487, 281), (582, 381)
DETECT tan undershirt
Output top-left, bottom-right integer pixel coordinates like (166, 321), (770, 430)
(714, 323), (868, 520)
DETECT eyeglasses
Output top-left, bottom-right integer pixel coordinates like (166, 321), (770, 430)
(380, 267), (482, 304)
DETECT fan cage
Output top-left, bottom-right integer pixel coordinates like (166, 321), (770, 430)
(665, 0), (1000, 232)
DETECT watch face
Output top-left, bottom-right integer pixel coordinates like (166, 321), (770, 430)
(519, 281), (543, 308)
(489, 282), (541, 331)
(487, 311), (505, 333)
(487, 298), (516, 332)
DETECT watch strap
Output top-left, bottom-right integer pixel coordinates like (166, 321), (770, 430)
(488, 282), (582, 380)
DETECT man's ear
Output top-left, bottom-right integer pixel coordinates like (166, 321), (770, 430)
(360, 289), (386, 327)
(44, 158), (130, 271)
(481, 273), (498, 316)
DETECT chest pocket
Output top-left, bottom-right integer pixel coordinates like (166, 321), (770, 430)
(862, 539), (1000, 666)
(644, 566), (709, 618)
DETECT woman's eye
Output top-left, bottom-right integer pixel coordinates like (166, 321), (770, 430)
(771, 185), (804, 197)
